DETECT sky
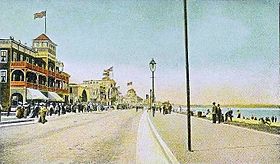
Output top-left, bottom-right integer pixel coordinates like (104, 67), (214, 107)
(0, 0), (279, 105)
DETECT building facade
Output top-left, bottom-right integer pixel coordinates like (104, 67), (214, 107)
(69, 73), (119, 106)
(123, 88), (143, 107)
(0, 34), (70, 110)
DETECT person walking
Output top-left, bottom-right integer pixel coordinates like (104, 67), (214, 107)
(34, 103), (40, 118)
(49, 103), (54, 116)
(152, 104), (155, 117)
(0, 101), (2, 121)
(168, 104), (172, 114)
(16, 102), (24, 119)
(212, 102), (217, 123)
(39, 103), (48, 124)
(23, 102), (30, 118)
(7, 104), (11, 117)
(217, 104), (222, 123)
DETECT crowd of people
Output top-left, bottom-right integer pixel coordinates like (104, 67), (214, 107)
(209, 102), (278, 124)
(2, 101), (113, 124)
(148, 103), (173, 117)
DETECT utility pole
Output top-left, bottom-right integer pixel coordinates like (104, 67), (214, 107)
(279, 3), (280, 99)
(183, 0), (192, 151)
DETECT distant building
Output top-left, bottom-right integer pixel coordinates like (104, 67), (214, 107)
(0, 34), (70, 109)
(69, 72), (120, 105)
(123, 88), (143, 107)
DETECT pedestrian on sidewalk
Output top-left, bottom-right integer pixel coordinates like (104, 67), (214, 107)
(31, 103), (40, 118)
(0, 101), (2, 121)
(212, 102), (217, 123)
(49, 103), (54, 116)
(23, 102), (30, 118)
(152, 105), (155, 117)
(7, 104), (11, 117)
(217, 104), (222, 123)
(163, 105), (166, 115)
(16, 102), (24, 119)
(168, 104), (172, 114)
(39, 103), (48, 124)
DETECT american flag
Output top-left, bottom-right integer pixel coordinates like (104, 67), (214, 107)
(34, 11), (46, 19)
(107, 66), (113, 72)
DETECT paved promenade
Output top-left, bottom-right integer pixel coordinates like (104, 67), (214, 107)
(136, 111), (170, 164)
(150, 112), (280, 163)
(0, 110), (142, 163)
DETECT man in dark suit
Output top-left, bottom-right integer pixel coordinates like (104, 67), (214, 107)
(212, 102), (217, 123)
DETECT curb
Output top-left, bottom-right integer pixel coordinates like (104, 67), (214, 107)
(0, 119), (36, 128)
(0, 118), (35, 124)
(147, 114), (179, 164)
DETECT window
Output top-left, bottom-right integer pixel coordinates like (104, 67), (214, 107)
(20, 54), (23, 61)
(26, 57), (29, 63)
(13, 52), (17, 61)
(0, 69), (7, 83)
(0, 50), (8, 63)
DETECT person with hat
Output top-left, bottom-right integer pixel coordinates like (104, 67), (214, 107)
(217, 104), (222, 123)
(16, 102), (24, 119)
(31, 103), (40, 118)
(39, 103), (48, 124)
(212, 102), (217, 123)
(49, 103), (54, 116)
(23, 102), (30, 118)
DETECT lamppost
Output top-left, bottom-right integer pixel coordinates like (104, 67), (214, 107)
(149, 58), (156, 116)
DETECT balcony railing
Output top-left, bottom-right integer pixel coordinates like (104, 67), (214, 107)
(11, 61), (69, 82)
(11, 81), (65, 92)
(10, 81), (26, 87)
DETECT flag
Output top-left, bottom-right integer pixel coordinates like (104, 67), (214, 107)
(127, 82), (132, 86)
(34, 11), (46, 19)
(103, 69), (110, 76)
(107, 66), (113, 72)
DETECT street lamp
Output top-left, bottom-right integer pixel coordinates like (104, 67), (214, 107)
(149, 58), (156, 116)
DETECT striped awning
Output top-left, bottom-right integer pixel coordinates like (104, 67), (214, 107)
(48, 91), (64, 102)
(27, 88), (48, 100)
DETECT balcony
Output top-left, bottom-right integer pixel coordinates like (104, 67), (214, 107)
(11, 61), (48, 74)
(48, 70), (56, 77)
(48, 87), (56, 92)
(10, 81), (26, 87)
(11, 81), (48, 91)
(11, 61), (69, 82)
(57, 88), (69, 94)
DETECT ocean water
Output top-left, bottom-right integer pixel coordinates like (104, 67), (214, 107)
(178, 107), (280, 122)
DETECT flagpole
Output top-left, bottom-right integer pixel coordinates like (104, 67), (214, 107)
(45, 10), (47, 34)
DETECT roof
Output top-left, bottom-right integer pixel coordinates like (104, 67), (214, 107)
(34, 34), (56, 45)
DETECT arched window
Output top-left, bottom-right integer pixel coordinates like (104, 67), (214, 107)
(12, 70), (24, 81)
(82, 90), (87, 102)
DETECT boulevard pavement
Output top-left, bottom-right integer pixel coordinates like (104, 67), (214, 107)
(150, 112), (280, 163)
(0, 110), (142, 163)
